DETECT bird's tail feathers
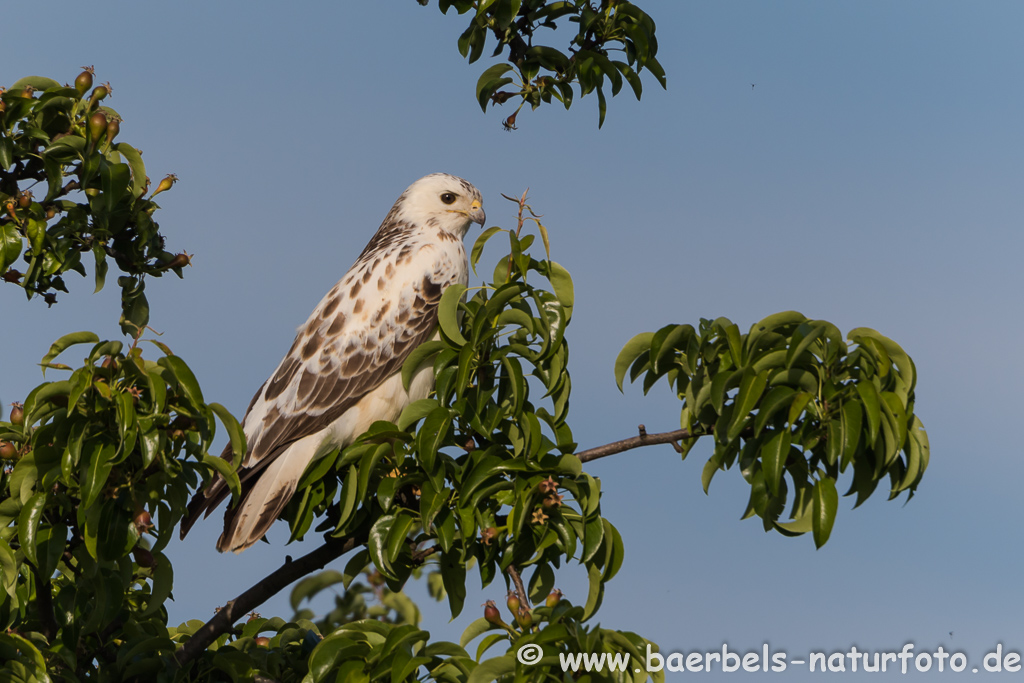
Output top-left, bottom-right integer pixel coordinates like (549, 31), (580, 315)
(179, 442), (238, 540)
(215, 442), (315, 553)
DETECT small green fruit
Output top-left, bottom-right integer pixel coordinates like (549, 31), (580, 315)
(75, 67), (95, 96)
(483, 600), (503, 627)
(150, 173), (178, 198)
(133, 547), (156, 568)
(506, 590), (520, 616)
(88, 111), (108, 141)
(134, 509), (153, 533)
(0, 441), (17, 460)
(163, 252), (192, 270)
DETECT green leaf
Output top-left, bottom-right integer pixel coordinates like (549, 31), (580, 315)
(416, 406), (451, 472)
(385, 513), (415, 565)
(0, 633), (46, 673)
(787, 391), (813, 426)
(475, 63), (514, 111)
(100, 162), (131, 213)
(40, 331), (100, 369)
(397, 398), (440, 431)
(614, 332), (653, 391)
(459, 618), (493, 649)
(141, 551), (174, 616)
(768, 368), (818, 393)
(546, 260), (574, 316)
(582, 563), (604, 620)
(12, 76), (62, 91)
(825, 418), (842, 466)
(880, 391), (908, 454)
(466, 654), (516, 683)
(775, 509), (814, 535)
(291, 570), (347, 611)
(17, 492), (46, 567)
(209, 402), (246, 460)
(727, 370), (768, 441)
(82, 442), (116, 509)
(537, 222), (551, 260)
(93, 244), (108, 293)
(701, 449), (724, 494)
(402, 339), (446, 391)
(840, 400), (862, 470)
(0, 538), (18, 594)
(761, 430), (791, 497)
(440, 548), (467, 618)
(438, 283), (468, 345)
(200, 453), (241, 504)
(812, 476), (838, 548)
(0, 136), (12, 171)
(368, 514), (398, 579)
(855, 381), (881, 445)
(114, 142), (147, 197)
(786, 324), (825, 369)
(158, 354), (205, 407)
(617, 62), (643, 99)
(25, 217), (46, 254)
(753, 385), (796, 436)
(0, 223), (22, 273)
(470, 226), (504, 274)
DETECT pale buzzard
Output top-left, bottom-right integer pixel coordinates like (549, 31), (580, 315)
(180, 173), (485, 552)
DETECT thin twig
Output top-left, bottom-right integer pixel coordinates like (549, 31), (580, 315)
(575, 426), (697, 463)
(506, 564), (531, 610)
(173, 534), (361, 668)
(410, 545), (439, 564)
(31, 566), (58, 641)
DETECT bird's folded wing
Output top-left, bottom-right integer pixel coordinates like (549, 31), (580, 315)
(181, 261), (454, 535)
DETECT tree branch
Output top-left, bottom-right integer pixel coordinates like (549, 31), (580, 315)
(506, 564), (531, 610)
(173, 533), (361, 668)
(31, 566), (58, 641)
(174, 423), (703, 666)
(575, 425), (699, 463)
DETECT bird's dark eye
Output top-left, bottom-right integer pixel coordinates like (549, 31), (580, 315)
(440, 192), (457, 205)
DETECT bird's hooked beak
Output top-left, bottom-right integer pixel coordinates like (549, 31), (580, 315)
(468, 199), (486, 227)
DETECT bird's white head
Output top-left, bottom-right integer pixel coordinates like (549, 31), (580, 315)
(397, 173), (486, 239)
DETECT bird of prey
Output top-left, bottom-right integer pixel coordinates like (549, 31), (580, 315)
(180, 173), (485, 553)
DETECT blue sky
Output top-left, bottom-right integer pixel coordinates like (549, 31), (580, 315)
(3, 2), (1024, 679)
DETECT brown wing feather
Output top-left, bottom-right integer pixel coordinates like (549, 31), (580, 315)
(180, 270), (449, 539)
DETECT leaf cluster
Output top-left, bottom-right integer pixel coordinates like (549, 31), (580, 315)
(616, 312), (930, 547)
(460, 596), (659, 683)
(0, 332), (246, 680)
(0, 71), (184, 336)
(423, 0), (666, 127)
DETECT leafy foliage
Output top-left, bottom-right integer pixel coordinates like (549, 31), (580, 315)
(0, 69), (186, 335)
(421, 0), (667, 127)
(616, 314), (929, 548)
(0, 332), (241, 680)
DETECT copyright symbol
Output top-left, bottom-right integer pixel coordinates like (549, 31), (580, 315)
(517, 643), (543, 665)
